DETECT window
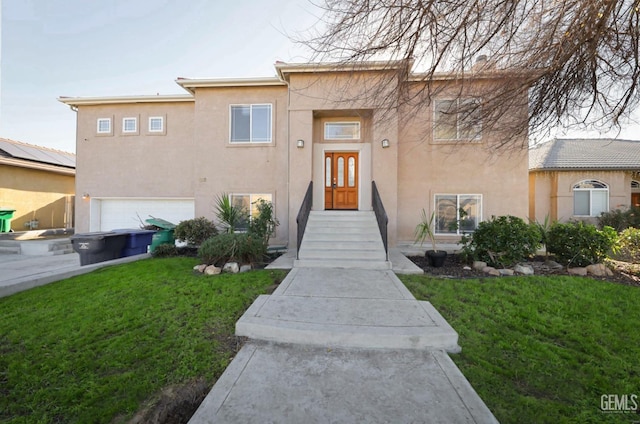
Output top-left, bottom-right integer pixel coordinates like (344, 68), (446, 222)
(149, 117), (164, 132)
(230, 193), (273, 230)
(230, 104), (272, 143)
(435, 194), (482, 234)
(97, 118), (111, 134)
(573, 180), (608, 216)
(123, 117), (137, 133)
(434, 99), (482, 140)
(324, 122), (361, 140)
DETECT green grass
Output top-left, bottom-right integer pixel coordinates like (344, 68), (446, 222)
(400, 274), (640, 424)
(0, 257), (287, 424)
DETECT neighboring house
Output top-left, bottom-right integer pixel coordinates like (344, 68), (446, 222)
(0, 138), (75, 231)
(529, 138), (640, 223)
(59, 60), (530, 248)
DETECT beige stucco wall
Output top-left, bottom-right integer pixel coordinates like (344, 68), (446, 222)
(74, 101), (195, 232)
(191, 85), (290, 246)
(0, 164), (75, 230)
(530, 169), (638, 223)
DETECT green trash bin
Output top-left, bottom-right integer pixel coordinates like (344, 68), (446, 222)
(145, 218), (176, 252)
(0, 209), (16, 233)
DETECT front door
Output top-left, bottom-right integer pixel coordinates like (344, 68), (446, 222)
(324, 152), (358, 210)
(632, 193), (640, 208)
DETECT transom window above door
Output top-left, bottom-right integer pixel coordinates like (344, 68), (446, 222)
(324, 122), (361, 140)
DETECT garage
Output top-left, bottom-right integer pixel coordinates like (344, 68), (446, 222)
(90, 198), (195, 231)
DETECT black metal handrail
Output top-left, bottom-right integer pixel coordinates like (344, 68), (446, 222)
(296, 181), (313, 259)
(372, 181), (389, 260)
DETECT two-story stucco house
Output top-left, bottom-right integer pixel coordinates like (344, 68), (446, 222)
(60, 60), (530, 263)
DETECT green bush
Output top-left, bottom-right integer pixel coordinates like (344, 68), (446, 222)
(198, 233), (266, 265)
(614, 227), (640, 263)
(174, 217), (218, 246)
(248, 198), (279, 244)
(151, 243), (179, 258)
(460, 215), (540, 267)
(597, 206), (640, 231)
(547, 222), (617, 266)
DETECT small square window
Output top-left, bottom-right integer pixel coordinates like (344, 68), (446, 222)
(97, 118), (111, 134)
(123, 117), (137, 133)
(149, 117), (164, 132)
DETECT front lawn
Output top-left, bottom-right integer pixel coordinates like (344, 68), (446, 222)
(400, 274), (640, 424)
(0, 257), (287, 423)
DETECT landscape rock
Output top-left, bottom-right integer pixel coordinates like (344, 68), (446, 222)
(204, 265), (221, 275)
(463, 266), (471, 271)
(568, 267), (588, 276)
(223, 262), (240, 274)
(514, 263), (534, 275)
(499, 269), (515, 276)
(544, 260), (564, 270)
(240, 264), (252, 273)
(483, 266), (500, 276)
(194, 264), (207, 273)
(586, 263), (606, 277)
(473, 261), (487, 271)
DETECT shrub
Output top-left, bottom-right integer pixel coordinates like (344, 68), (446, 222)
(460, 215), (540, 267)
(598, 206), (640, 231)
(614, 227), (640, 263)
(248, 199), (279, 244)
(198, 233), (266, 265)
(151, 243), (179, 258)
(174, 217), (218, 246)
(547, 222), (617, 266)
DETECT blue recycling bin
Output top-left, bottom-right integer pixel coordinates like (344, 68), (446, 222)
(112, 229), (156, 257)
(70, 232), (128, 266)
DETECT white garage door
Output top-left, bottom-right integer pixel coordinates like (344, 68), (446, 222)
(94, 198), (195, 231)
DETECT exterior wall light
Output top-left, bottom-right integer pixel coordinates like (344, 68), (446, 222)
(82, 193), (90, 200)
(296, 139), (305, 148)
(381, 139), (390, 148)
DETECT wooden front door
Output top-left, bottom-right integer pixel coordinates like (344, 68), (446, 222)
(632, 193), (640, 208)
(324, 152), (359, 210)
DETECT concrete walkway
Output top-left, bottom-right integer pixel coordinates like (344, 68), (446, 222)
(189, 258), (498, 423)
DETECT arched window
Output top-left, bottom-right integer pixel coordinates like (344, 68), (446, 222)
(573, 180), (608, 216)
(631, 180), (640, 189)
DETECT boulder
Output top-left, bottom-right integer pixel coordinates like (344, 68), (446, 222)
(223, 262), (240, 274)
(586, 263), (608, 277)
(194, 264), (207, 273)
(543, 260), (563, 270)
(240, 264), (252, 273)
(483, 266), (500, 276)
(473, 261), (487, 271)
(568, 267), (588, 276)
(514, 263), (534, 275)
(499, 269), (515, 276)
(204, 265), (221, 275)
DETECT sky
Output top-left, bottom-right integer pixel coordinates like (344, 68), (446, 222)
(1, 0), (638, 154)
(0, 0), (319, 153)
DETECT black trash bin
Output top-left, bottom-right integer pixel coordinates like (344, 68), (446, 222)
(70, 232), (128, 266)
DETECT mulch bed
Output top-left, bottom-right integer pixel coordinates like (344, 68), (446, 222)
(408, 253), (640, 287)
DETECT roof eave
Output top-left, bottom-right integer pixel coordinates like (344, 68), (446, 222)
(58, 94), (195, 107)
(175, 77), (286, 94)
(0, 156), (75, 175)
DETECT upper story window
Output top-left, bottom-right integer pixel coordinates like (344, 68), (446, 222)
(230, 104), (272, 143)
(434, 98), (482, 141)
(97, 118), (111, 134)
(573, 179), (608, 216)
(324, 122), (361, 140)
(149, 117), (164, 132)
(123, 117), (137, 133)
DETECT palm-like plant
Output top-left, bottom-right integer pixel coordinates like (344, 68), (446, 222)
(214, 193), (248, 233)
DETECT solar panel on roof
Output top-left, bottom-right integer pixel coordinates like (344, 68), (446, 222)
(0, 139), (75, 168)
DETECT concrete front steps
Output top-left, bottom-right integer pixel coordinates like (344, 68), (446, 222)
(294, 210), (391, 270)
(0, 238), (74, 256)
(236, 267), (460, 353)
